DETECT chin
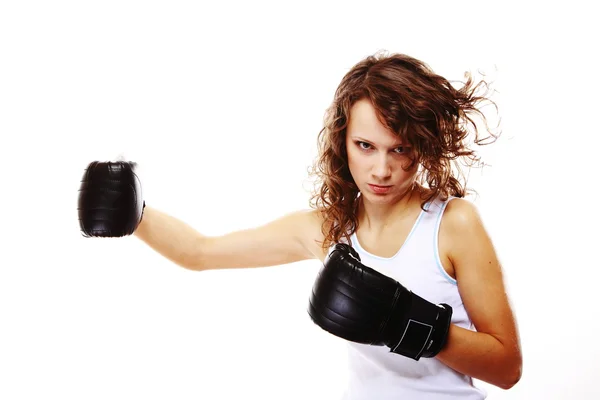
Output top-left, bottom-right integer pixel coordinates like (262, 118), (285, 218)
(361, 190), (397, 204)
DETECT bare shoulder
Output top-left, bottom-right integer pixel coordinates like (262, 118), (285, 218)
(441, 197), (483, 234)
(438, 197), (487, 279)
(293, 208), (328, 262)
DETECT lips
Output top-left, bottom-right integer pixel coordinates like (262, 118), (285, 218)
(369, 184), (391, 188)
(368, 184), (392, 194)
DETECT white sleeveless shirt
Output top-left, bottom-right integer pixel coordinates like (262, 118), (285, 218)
(338, 196), (487, 399)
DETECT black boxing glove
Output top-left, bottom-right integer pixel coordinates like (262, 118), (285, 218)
(308, 243), (452, 360)
(78, 161), (145, 237)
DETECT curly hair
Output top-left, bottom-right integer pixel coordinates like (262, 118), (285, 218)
(308, 51), (500, 251)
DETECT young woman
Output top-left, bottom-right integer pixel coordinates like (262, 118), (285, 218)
(79, 51), (522, 399)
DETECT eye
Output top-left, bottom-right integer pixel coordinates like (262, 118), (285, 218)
(356, 141), (372, 150)
(394, 146), (411, 154)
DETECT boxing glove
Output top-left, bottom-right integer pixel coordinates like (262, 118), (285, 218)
(78, 161), (144, 237)
(308, 243), (452, 360)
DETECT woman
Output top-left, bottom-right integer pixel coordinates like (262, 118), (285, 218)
(79, 51), (523, 399)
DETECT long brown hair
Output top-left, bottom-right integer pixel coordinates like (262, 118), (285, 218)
(308, 51), (499, 250)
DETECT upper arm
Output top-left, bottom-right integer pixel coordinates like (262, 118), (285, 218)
(190, 209), (326, 271)
(442, 199), (522, 361)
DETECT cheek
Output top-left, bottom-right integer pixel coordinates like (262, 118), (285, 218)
(346, 146), (361, 169)
(393, 159), (418, 180)
(346, 155), (360, 179)
(346, 151), (368, 185)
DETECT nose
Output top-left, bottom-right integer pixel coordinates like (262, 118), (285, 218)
(372, 153), (392, 180)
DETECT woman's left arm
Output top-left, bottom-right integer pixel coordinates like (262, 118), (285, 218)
(435, 199), (523, 390)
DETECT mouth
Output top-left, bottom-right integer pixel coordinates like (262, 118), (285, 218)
(367, 184), (393, 194)
(368, 184), (392, 188)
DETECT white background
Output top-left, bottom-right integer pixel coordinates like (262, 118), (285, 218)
(1, 1), (598, 399)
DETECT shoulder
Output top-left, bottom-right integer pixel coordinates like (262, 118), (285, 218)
(432, 197), (479, 277)
(441, 197), (482, 231)
(291, 208), (325, 231)
(438, 197), (488, 262)
(290, 208), (328, 261)
(438, 197), (497, 275)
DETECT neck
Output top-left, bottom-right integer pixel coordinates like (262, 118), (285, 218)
(358, 185), (424, 233)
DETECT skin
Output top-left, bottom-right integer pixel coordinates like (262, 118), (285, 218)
(345, 98), (426, 261)
(343, 99), (522, 389)
(135, 98), (523, 390)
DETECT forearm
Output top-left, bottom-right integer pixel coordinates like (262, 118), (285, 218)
(435, 324), (522, 389)
(134, 206), (205, 269)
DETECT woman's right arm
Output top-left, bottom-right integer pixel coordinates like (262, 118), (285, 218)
(134, 206), (325, 271)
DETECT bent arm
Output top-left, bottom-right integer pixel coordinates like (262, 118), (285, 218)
(436, 199), (522, 389)
(134, 206), (324, 270)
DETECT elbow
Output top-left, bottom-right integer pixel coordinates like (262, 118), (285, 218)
(498, 359), (523, 390)
(179, 253), (208, 271)
(179, 261), (204, 271)
(178, 252), (206, 271)
(178, 237), (209, 271)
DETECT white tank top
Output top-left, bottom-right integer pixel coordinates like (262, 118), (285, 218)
(338, 196), (487, 400)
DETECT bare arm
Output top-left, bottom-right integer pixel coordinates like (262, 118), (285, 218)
(435, 199), (523, 389)
(134, 206), (325, 270)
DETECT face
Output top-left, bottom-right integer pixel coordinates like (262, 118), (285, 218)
(345, 98), (418, 205)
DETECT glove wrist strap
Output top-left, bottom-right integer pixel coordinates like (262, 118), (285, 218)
(388, 290), (453, 360)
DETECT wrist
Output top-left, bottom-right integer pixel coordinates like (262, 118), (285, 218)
(386, 288), (453, 360)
